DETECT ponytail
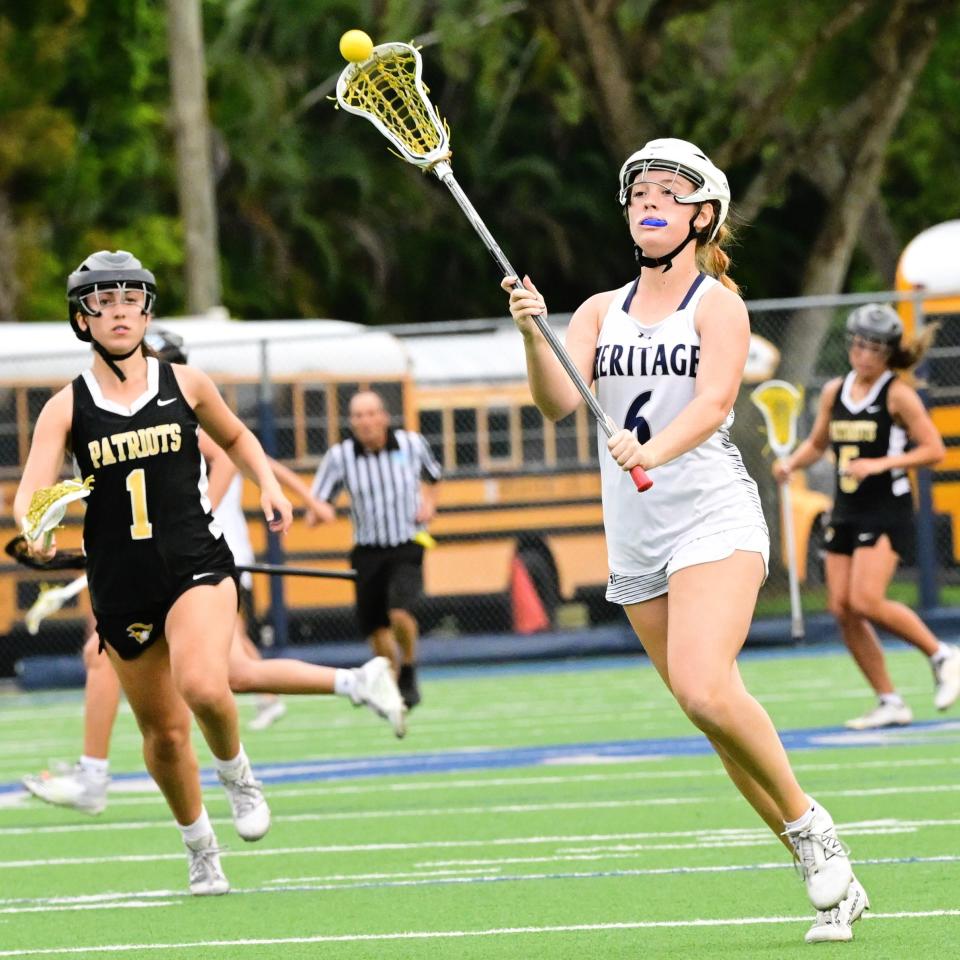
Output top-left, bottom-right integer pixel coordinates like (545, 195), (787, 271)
(890, 322), (939, 380)
(696, 217), (739, 294)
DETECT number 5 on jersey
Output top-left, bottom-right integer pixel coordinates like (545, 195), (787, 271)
(126, 468), (153, 540)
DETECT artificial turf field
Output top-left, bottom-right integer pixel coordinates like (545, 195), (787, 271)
(0, 645), (958, 958)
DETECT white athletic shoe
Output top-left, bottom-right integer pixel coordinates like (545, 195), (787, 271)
(185, 833), (230, 896)
(844, 699), (913, 730)
(805, 876), (869, 943)
(217, 757), (270, 841)
(22, 762), (109, 816)
(351, 656), (407, 738)
(249, 697), (287, 731)
(784, 803), (853, 911)
(932, 644), (960, 711)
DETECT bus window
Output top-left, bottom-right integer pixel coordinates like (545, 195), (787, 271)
(335, 382), (361, 439)
(304, 386), (328, 457)
(454, 408), (478, 469)
(487, 408), (512, 462)
(271, 383), (296, 459)
(0, 389), (17, 468)
(377, 382), (404, 421)
(585, 407), (599, 464)
(418, 409), (444, 461)
(555, 411), (579, 465)
(521, 404), (545, 464)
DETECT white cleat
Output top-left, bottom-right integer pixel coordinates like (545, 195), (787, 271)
(249, 697), (287, 731)
(932, 644), (960, 711)
(844, 700), (913, 730)
(351, 656), (407, 738)
(784, 803), (853, 911)
(217, 758), (270, 841)
(185, 833), (230, 896)
(22, 763), (109, 816)
(805, 876), (870, 943)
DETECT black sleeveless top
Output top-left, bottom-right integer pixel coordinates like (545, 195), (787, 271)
(828, 371), (912, 521)
(71, 358), (234, 613)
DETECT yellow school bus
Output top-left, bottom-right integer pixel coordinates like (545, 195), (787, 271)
(896, 219), (960, 562)
(0, 315), (780, 652)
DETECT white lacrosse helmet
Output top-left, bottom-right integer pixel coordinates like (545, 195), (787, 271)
(618, 138), (730, 242)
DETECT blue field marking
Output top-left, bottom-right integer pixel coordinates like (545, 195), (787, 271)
(5, 719), (956, 796)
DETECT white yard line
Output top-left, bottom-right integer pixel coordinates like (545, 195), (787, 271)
(0, 910), (958, 956)
(2, 819), (959, 870)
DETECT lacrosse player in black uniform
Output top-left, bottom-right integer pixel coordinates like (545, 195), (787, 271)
(775, 303), (959, 729)
(14, 251), (293, 896)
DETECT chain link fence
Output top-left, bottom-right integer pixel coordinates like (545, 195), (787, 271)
(1, 291), (955, 682)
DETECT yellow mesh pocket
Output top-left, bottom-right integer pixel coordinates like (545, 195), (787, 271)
(751, 381), (803, 456)
(340, 49), (447, 156)
(22, 476), (94, 541)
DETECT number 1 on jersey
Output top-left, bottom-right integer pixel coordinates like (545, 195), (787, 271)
(125, 468), (153, 540)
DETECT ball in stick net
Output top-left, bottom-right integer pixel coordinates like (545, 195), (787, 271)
(339, 29), (374, 63)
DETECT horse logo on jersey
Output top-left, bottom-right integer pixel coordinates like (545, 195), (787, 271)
(126, 622), (154, 645)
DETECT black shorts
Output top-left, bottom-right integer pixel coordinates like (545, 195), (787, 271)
(823, 513), (915, 559)
(95, 565), (238, 660)
(351, 542), (424, 636)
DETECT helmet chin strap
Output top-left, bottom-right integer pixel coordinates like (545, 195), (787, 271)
(91, 337), (142, 382)
(633, 206), (704, 274)
(78, 311), (145, 382)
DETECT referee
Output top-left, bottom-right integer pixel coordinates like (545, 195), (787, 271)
(308, 390), (442, 709)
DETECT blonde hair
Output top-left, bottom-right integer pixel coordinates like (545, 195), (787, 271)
(696, 214), (739, 294)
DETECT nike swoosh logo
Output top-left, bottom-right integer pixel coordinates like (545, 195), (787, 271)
(857, 533), (873, 541)
(866, 405), (880, 413)
(192, 572), (216, 580)
(158, 397), (177, 406)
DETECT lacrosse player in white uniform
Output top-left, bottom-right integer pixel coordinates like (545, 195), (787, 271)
(503, 138), (866, 943)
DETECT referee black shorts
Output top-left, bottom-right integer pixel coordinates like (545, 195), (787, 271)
(350, 541), (424, 636)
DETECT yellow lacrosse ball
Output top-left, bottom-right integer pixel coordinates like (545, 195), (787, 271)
(339, 29), (373, 63)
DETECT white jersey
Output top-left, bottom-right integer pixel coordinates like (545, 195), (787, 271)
(214, 474), (254, 588)
(595, 273), (766, 575)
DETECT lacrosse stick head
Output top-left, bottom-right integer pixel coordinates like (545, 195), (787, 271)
(336, 42), (451, 171)
(21, 477), (94, 545)
(750, 380), (804, 458)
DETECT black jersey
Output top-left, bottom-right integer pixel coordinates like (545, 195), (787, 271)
(71, 358), (235, 615)
(828, 370), (912, 521)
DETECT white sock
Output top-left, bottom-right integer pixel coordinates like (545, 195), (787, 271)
(177, 806), (213, 844)
(334, 668), (356, 698)
(214, 746), (248, 781)
(255, 695), (276, 709)
(784, 799), (816, 832)
(879, 692), (905, 707)
(79, 755), (109, 777)
(930, 643), (951, 665)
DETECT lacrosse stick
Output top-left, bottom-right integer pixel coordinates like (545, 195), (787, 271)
(237, 563), (357, 580)
(25, 575), (88, 635)
(21, 477), (94, 550)
(336, 42), (652, 492)
(751, 380), (805, 641)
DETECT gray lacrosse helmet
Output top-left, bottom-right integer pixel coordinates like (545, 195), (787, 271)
(67, 250), (157, 341)
(66, 250), (157, 381)
(846, 303), (903, 345)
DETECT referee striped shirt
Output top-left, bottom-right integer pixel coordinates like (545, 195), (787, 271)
(310, 428), (442, 547)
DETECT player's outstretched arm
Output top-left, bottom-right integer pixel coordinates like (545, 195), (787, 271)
(13, 388), (73, 560)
